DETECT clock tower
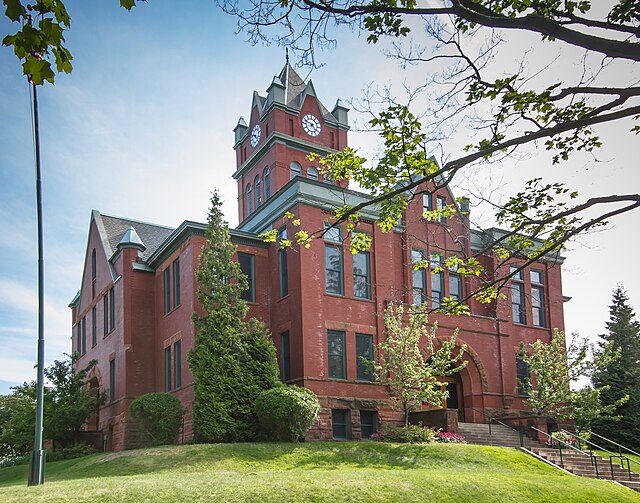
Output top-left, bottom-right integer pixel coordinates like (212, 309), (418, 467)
(232, 62), (350, 225)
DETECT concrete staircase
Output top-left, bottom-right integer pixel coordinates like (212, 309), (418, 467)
(457, 422), (540, 449)
(529, 447), (640, 493)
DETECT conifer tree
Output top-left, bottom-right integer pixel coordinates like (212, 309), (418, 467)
(592, 286), (640, 449)
(188, 192), (280, 443)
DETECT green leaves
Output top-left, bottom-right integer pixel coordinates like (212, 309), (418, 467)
(3, 0), (26, 21)
(190, 191), (281, 443)
(3, 0), (141, 84)
(374, 302), (467, 425)
(120, 0), (138, 10)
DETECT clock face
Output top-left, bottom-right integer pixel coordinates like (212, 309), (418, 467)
(301, 114), (322, 137)
(250, 124), (261, 147)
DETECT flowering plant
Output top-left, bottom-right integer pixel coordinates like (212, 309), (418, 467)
(436, 431), (466, 444)
(545, 431), (577, 449)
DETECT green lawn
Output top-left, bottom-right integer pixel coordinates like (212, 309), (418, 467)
(0, 442), (638, 502)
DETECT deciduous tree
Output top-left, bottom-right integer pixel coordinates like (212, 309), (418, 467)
(225, 0), (640, 308)
(520, 330), (625, 428)
(0, 354), (102, 456)
(374, 302), (467, 426)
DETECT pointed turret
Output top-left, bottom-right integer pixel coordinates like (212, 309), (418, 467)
(331, 99), (349, 127)
(117, 226), (146, 253)
(234, 116), (248, 145)
(266, 75), (286, 106)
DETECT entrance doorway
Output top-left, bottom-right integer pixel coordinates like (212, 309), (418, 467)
(442, 375), (464, 422)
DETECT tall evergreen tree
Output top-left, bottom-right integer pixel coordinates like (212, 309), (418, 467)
(188, 192), (280, 443)
(592, 285), (640, 450)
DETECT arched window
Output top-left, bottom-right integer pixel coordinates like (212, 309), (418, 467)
(290, 162), (302, 180)
(246, 184), (253, 216)
(255, 175), (261, 208)
(264, 167), (271, 200)
(91, 249), (96, 280)
(307, 167), (318, 181)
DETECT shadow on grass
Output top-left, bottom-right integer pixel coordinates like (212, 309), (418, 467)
(0, 442), (555, 487)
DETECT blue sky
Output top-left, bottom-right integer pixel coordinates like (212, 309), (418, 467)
(1, 1), (638, 394)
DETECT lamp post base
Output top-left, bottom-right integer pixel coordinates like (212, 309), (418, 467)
(27, 449), (46, 486)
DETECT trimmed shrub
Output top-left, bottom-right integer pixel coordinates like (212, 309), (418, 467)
(370, 424), (439, 443)
(128, 393), (184, 446)
(256, 386), (320, 441)
(46, 443), (97, 461)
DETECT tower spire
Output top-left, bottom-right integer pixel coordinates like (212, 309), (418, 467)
(285, 48), (289, 65)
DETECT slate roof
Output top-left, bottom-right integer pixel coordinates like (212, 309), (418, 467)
(277, 63), (334, 121)
(99, 213), (174, 263)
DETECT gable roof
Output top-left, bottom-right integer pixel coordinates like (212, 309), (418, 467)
(98, 213), (174, 262)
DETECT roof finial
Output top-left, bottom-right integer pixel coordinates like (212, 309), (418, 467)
(285, 48), (289, 65)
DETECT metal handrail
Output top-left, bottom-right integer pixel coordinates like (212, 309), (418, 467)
(588, 430), (640, 458)
(469, 407), (525, 447)
(562, 429), (639, 482)
(529, 426), (592, 470)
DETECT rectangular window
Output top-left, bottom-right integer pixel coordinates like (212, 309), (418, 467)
(352, 251), (370, 300)
(332, 409), (349, 440)
(109, 359), (116, 402)
(325, 244), (344, 295)
(238, 252), (255, 302)
(109, 288), (115, 331)
(411, 249), (426, 306)
(430, 253), (444, 308)
(163, 268), (171, 314)
(174, 340), (182, 389)
(422, 192), (432, 214)
(92, 306), (97, 347)
(436, 195), (447, 223)
(323, 223), (343, 243)
(165, 346), (172, 392)
(281, 331), (291, 382)
(76, 323), (81, 354)
(531, 270), (546, 328)
(103, 294), (109, 335)
(81, 317), (86, 355)
(360, 411), (377, 439)
(328, 330), (346, 379)
(510, 266), (526, 324)
(449, 273), (462, 301)
(279, 227), (288, 298)
(173, 258), (181, 308)
(356, 333), (374, 382)
(516, 354), (529, 396)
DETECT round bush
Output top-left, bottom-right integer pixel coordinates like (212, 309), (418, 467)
(255, 386), (320, 442)
(128, 393), (184, 446)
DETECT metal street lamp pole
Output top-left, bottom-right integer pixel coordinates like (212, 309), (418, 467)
(27, 78), (46, 487)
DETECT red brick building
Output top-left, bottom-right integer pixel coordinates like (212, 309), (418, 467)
(70, 63), (565, 450)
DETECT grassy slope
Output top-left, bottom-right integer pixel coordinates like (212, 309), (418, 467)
(0, 443), (638, 502)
